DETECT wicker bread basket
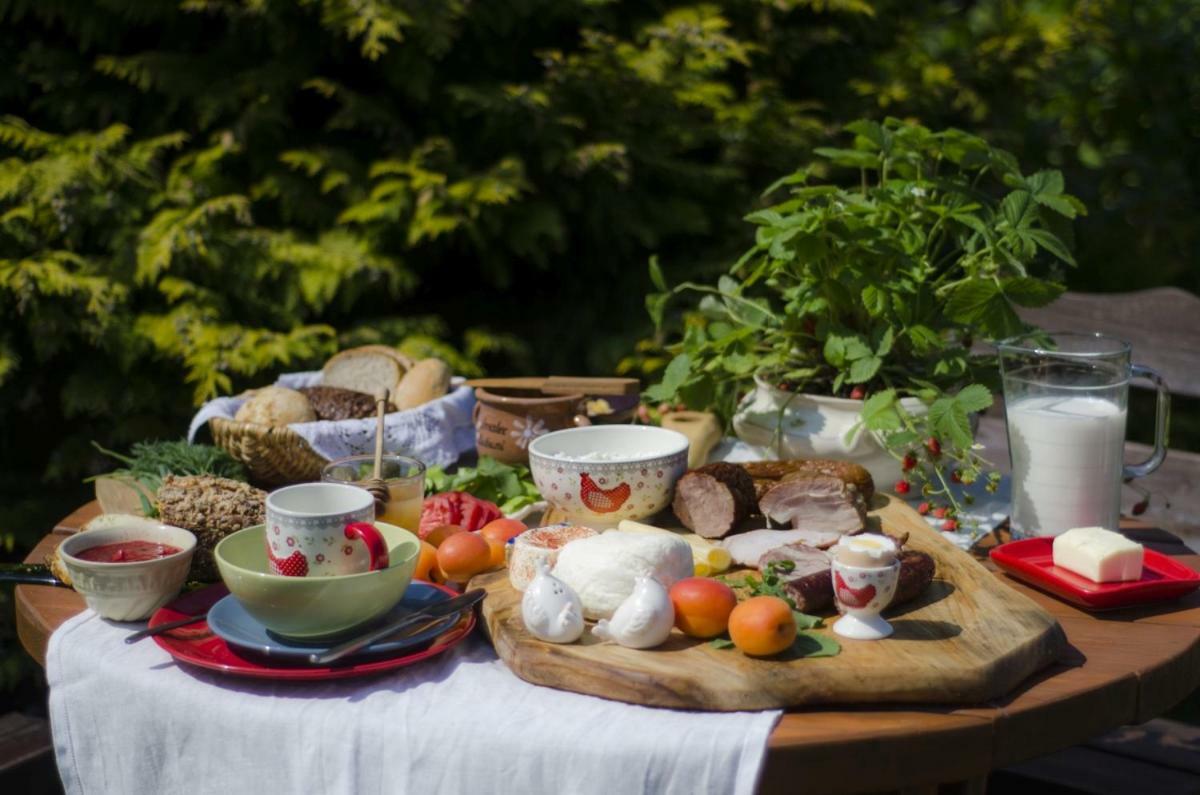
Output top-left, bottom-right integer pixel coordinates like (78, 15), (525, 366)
(210, 417), (328, 486)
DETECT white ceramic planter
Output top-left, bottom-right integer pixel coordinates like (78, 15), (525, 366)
(731, 376), (928, 489)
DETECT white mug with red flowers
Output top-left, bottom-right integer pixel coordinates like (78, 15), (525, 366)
(830, 558), (900, 640)
(264, 483), (389, 577)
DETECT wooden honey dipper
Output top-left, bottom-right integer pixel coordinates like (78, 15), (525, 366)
(361, 389), (391, 513)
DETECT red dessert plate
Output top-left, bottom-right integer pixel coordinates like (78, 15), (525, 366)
(148, 582), (475, 680)
(990, 537), (1200, 610)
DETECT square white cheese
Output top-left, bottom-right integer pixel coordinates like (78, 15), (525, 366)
(1052, 526), (1144, 583)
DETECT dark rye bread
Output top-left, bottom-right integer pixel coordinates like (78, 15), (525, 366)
(672, 462), (758, 539)
(742, 459), (875, 503)
(298, 386), (392, 421)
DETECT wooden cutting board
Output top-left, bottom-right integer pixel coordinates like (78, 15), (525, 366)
(472, 495), (1066, 711)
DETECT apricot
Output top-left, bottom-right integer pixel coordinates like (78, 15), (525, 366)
(479, 518), (526, 546)
(482, 533), (506, 569)
(413, 540), (438, 581)
(424, 523), (466, 548)
(436, 531), (493, 581)
(728, 596), (796, 657)
(669, 577), (737, 639)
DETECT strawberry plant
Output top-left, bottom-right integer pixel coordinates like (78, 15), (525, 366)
(646, 118), (1084, 516)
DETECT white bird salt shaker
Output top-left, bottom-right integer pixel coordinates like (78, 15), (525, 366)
(591, 575), (675, 649)
(521, 561), (585, 644)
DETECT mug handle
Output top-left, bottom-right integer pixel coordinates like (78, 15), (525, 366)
(472, 403), (481, 425)
(344, 522), (390, 571)
(1123, 364), (1171, 480)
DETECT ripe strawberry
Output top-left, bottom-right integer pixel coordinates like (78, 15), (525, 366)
(932, 506), (948, 519)
(1132, 499), (1149, 516)
(950, 470), (962, 483)
(917, 501), (931, 515)
(849, 386), (866, 400)
(894, 480), (911, 495)
(901, 454), (917, 472)
(943, 519), (959, 532)
(925, 437), (942, 457)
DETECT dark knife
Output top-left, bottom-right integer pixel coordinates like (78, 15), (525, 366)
(0, 563), (68, 588)
(310, 588), (486, 666)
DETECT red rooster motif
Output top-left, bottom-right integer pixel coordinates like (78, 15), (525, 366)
(579, 473), (631, 514)
(834, 571), (876, 609)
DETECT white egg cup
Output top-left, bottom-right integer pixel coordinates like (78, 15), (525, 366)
(831, 558), (900, 640)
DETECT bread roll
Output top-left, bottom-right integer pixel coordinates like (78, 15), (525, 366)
(322, 347), (404, 397)
(234, 386), (316, 426)
(392, 358), (451, 410)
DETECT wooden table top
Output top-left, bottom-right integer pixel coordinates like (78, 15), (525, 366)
(16, 503), (1200, 795)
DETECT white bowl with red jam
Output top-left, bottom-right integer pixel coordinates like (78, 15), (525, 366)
(58, 515), (197, 621)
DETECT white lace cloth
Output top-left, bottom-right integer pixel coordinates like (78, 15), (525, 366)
(48, 610), (780, 795)
(187, 371), (476, 469)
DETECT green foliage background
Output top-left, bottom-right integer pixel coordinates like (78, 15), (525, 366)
(1, 0), (1197, 696)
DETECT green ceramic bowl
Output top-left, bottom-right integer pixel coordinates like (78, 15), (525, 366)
(214, 522), (419, 639)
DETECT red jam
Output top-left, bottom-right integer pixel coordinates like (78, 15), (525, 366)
(75, 540), (182, 563)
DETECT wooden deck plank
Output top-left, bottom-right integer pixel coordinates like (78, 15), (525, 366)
(1000, 744), (1200, 795)
(1017, 287), (1200, 399)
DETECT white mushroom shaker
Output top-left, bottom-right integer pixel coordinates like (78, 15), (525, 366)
(521, 561), (585, 644)
(591, 575), (675, 649)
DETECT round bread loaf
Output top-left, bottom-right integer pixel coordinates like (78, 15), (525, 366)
(234, 386), (316, 426)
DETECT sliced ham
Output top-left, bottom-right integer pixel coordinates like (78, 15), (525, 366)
(671, 462), (757, 539)
(758, 543), (834, 612)
(720, 528), (842, 568)
(758, 474), (867, 535)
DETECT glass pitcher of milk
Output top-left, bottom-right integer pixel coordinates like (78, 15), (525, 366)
(999, 332), (1170, 537)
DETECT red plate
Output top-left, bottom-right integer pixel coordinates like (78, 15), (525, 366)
(149, 582), (476, 680)
(990, 537), (1200, 610)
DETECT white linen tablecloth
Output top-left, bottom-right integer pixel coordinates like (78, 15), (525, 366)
(48, 610), (780, 795)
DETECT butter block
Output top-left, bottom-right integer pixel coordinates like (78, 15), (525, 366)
(1052, 526), (1144, 583)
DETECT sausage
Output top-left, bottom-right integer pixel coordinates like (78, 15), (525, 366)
(672, 462), (757, 538)
(742, 459), (875, 502)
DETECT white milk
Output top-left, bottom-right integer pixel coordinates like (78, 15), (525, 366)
(1006, 395), (1127, 536)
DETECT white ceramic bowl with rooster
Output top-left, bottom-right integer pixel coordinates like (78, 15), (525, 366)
(528, 426), (690, 527)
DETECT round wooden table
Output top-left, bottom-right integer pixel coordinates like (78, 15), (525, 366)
(16, 503), (1200, 794)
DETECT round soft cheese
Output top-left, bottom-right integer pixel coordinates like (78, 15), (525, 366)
(507, 524), (599, 591)
(552, 531), (694, 620)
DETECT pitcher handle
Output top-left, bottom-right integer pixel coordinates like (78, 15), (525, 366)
(1123, 364), (1171, 480)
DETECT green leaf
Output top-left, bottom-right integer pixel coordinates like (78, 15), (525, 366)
(927, 396), (974, 449)
(645, 293), (668, 330)
(790, 631), (841, 658)
(860, 388), (897, 424)
(792, 611), (824, 630)
(709, 636), (736, 650)
(875, 326), (895, 357)
(648, 256), (667, 292)
(1000, 190), (1036, 229)
(1022, 229), (1076, 266)
(861, 284), (886, 316)
(953, 383), (993, 414)
(660, 353), (692, 394)
(813, 147), (880, 169)
(944, 280), (1023, 338)
(1025, 170), (1064, 196)
(1002, 277), (1065, 307)
(848, 355), (881, 384)
(906, 324), (941, 354)
(723, 352), (756, 374)
(823, 335), (846, 367)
